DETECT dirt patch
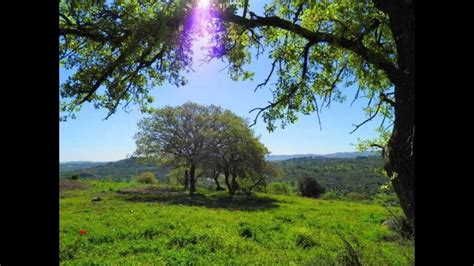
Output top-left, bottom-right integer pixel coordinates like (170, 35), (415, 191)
(60, 179), (91, 191)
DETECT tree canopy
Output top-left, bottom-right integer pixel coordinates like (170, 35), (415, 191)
(61, 0), (395, 128)
(134, 102), (268, 196)
(212, 110), (269, 196)
(134, 102), (224, 194)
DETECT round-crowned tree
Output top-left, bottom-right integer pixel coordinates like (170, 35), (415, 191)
(298, 176), (325, 198)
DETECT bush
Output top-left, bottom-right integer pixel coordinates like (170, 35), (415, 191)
(136, 172), (157, 184)
(68, 174), (79, 180)
(346, 192), (368, 201)
(267, 182), (292, 195)
(166, 167), (186, 186)
(321, 190), (340, 200)
(298, 176), (325, 198)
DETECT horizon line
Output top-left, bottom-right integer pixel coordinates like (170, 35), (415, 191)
(60, 150), (377, 163)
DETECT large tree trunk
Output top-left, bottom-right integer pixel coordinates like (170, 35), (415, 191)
(224, 170), (234, 198)
(184, 169), (189, 191)
(230, 175), (239, 196)
(189, 165), (197, 196)
(384, 87), (415, 226)
(375, 0), (415, 228)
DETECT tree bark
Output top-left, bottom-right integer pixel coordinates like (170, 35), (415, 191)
(376, 0), (415, 227)
(385, 84), (415, 227)
(224, 170), (233, 198)
(184, 169), (189, 191)
(231, 175), (238, 195)
(189, 165), (197, 196)
(213, 170), (223, 190)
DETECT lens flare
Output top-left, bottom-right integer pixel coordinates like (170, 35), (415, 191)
(183, 0), (225, 60)
(197, 0), (210, 8)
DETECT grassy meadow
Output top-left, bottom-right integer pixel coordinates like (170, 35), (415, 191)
(60, 180), (414, 265)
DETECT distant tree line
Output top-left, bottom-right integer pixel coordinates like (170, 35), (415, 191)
(272, 156), (389, 197)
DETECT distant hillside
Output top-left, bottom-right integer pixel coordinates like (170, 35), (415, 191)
(60, 158), (170, 181)
(271, 156), (386, 196)
(266, 151), (378, 161)
(60, 153), (386, 196)
(60, 161), (109, 172)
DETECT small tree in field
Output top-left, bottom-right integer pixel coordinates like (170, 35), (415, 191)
(298, 176), (325, 198)
(134, 102), (223, 195)
(213, 111), (269, 198)
(136, 172), (157, 184)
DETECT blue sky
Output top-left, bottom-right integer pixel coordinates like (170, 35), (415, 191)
(60, 49), (382, 162)
(60, 2), (384, 162)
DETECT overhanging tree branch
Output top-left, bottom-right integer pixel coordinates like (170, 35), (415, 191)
(248, 40), (315, 127)
(59, 27), (109, 43)
(254, 57), (278, 92)
(77, 48), (130, 104)
(212, 9), (401, 86)
(349, 101), (382, 134)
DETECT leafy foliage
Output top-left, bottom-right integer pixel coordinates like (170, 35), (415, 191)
(134, 102), (223, 164)
(266, 182), (292, 195)
(59, 0), (197, 120)
(134, 102), (269, 195)
(273, 156), (388, 197)
(165, 166), (188, 186)
(220, 0), (396, 132)
(136, 171), (157, 184)
(298, 176), (326, 198)
(59, 0), (396, 130)
(214, 113), (269, 196)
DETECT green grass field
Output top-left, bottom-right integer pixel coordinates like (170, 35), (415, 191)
(60, 180), (414, 265)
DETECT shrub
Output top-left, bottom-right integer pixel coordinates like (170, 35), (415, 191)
(267, 182), (292, 195)
(346, 192), (368, 201)
(166, 167), (186, 186)
(136, 172), (157, 184)
(69, 174), (79, 180)
(298, 176), (325, 198)
(321, 190), (340, 200)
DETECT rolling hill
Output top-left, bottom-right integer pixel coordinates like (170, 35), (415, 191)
(60, 157), (171, 181)
(265, 151), (378, 161)
(60, 153), (386, 196)
(273, 156), (386, 196)
(60, 161), (109, 172)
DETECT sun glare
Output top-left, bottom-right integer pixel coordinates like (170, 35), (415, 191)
(197, 0), (210, 8)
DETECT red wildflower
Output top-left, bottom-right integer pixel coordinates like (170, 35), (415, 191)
(79, 229), (88, 235)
